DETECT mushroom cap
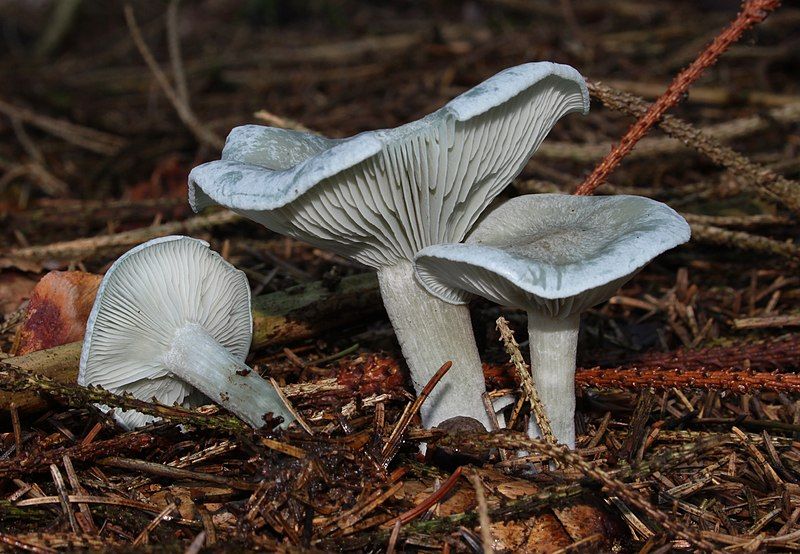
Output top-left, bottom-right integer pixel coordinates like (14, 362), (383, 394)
(413, 194), (691, 318)
(189, 62), (589, 268)
(78, 236), (252, 429)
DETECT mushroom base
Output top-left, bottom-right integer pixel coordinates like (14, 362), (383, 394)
(163, 323), (293, 429)
(378, 261), (491, 430)
(526, 311), (580, 448)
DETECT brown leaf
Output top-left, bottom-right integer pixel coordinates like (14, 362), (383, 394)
(554, 498), (629, 546)
(493, 514), (573, 553)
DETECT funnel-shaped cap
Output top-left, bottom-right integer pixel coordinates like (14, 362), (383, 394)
(414, 194), (691, 317)
(189, 63), (589, 268)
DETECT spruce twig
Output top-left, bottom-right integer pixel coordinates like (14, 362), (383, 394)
(496, 317), (556, 444)
(575, 0), (781, 196)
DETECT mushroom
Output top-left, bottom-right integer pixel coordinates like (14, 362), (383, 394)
(413, 194), (690, 446)
(79, 235), (294, 430)
(188, 62), (589, 430)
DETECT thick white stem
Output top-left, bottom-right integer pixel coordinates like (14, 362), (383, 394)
(378, 262), (491, 430)
(526, 312), (580, 448)
(162, 324), (294, 429)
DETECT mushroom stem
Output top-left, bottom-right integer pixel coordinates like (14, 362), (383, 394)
(526, 311), (580, 448)
(162, 323), (293, 429)
(378, 261), (491, 430)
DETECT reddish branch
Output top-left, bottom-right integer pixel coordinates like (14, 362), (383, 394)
(586, 334), (800, 372)
(574, 366), (800, 394)
(392, 466), (463, 525)
(574, 0), (780, 196)
(0, 433), (154, 478)
(345, 349), (800, 395)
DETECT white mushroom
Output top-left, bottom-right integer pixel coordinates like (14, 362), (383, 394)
(189, 63), (588, 430)
(79, 236), (294, 430)
(414, 194), (691, 446)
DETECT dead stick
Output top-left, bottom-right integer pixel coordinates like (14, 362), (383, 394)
(393, 466), (463, 525)
(3, 210), (239, 263)
(690, 222), (800, 261)
(380, 361), (453, 465)
(732, 315), (800, 329)
(575, 0), (780, 196)
(98, 457), (258, 490)
(0, 97), (124, 156)
(575, 366), (800, 393)
(587, 81), (800, 215)
(123, 4), (223, 149)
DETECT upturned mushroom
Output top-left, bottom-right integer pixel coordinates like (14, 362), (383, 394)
(414, 194), (690, 446)
(79, 235), (294, 430)
(188, 62), (589, 429)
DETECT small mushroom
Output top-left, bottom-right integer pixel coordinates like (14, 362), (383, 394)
(79, 235), (294, 430)
(414, 194), (690, 446)
(189, 63), (589, 429)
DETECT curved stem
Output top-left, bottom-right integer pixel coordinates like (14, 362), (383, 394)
(526, 312), (580, 448)
(163, 324), (294, 429)
(378, 262), (491, 430)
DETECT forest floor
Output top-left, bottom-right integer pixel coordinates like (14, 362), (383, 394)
(0, 0), (799, 552)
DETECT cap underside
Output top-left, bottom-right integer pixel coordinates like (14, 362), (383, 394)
(78, 236), (252, 429)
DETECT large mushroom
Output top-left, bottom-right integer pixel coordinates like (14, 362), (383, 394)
(414, 194), (690, 446)
(189, 62), (589, 429)
(79, 236), (294, 430)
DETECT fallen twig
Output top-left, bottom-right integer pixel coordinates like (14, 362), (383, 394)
(0, 98), (125, 156)
(468, 472), (493, 553)
(732, 314), (800, 329)
(575, 366), (800, 394)
(123, 5), (223, 149)
(98, 457), (258, 490)
(496, 317), (555, 443)
(575, 0), (781, 196)
(585, 81), (800, 214)
(1, 210), (239, 265)
(380, 361), (453, 466)
(0, 363), (252, 435)
(690, 222), (800, 261)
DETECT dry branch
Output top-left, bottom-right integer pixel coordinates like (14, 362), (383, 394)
(732, 315), (800, 329)
(575, 367), (800, 394)
(585, 81), (800, 214)
(496, 317), (555, 444)
(604, 79), (800, 108)
(0, 98), (125, 155)
(575, 0), (780, 196)
(123, 5), (223, 149)
(690, 222), (800, 260)
(2, 210), (239, 267)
